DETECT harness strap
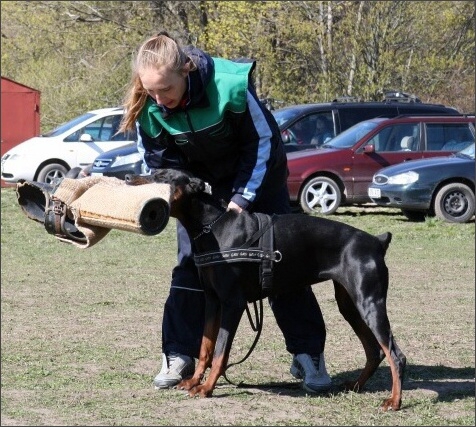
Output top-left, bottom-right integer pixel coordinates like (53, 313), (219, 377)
(194, 248), (280, 266)
(255, 213), (275, 292)
(193, 213), (280, 267)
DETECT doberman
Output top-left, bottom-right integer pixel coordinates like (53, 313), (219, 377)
(125, 169), (406, 411)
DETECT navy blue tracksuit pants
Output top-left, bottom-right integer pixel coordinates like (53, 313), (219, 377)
(161, 182), (327, 358)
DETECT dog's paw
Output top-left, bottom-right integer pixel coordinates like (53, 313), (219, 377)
(176, 377), (200, 391)
(188, 384), (213, 398)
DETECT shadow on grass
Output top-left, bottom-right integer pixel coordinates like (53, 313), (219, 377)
(217, 364), (475, 403)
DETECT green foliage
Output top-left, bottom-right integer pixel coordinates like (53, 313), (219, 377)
(1, 0), (474, 132)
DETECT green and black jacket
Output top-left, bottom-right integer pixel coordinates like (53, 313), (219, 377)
(136, 47), (287, 210)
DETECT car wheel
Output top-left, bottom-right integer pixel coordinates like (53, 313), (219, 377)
(37, 163), (68, 185)
(401, 209), (427, 222)
(434, 183), (475, 223)
(299, 176), (341, 215)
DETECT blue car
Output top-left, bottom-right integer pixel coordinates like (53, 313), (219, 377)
(88, 142), (148, 178)
(368, 143), (475, 223)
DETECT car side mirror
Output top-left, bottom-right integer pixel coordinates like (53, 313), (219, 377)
(281, 131), (290, 144)
(363, 144), (375, 154)
(79, 133), (94, 142)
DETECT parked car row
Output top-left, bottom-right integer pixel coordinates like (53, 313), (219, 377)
(2, 100), (474, 223)
(86, 115), (475, 224)
(1, 95), (460, 185)
(286, 115), (475, 215)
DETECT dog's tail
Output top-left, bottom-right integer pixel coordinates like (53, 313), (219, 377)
(376, 232), (392, 255)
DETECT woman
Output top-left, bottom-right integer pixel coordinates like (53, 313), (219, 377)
(119, 31), (331, 394)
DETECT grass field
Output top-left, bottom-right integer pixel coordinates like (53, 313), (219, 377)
(1, 186), (475, 426)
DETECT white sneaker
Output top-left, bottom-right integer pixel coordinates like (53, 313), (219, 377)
(153, 352), (195, 389)
(290, 352), (332, 393)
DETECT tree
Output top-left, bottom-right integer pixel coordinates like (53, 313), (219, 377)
(1, 0), (474, 132)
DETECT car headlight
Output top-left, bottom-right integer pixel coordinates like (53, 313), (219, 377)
(2, 153), (20, 162)
(110, 152), (142, 167)
(387, 171), (419, 185)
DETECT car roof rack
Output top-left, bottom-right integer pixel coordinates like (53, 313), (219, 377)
(331, 91), (423, 104)
(393, 113), (467, 119)
(332, 96), (364, 103)
(383, 90), (422, 103)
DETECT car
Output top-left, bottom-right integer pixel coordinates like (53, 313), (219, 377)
(88, 142), (149, 179)
(367, 143), (475, 223)
(1, 107), (136, 184)
(286, 115), (475, 215)
(87, 95), (461, 179)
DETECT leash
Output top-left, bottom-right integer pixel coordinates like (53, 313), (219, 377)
(223, 298), (264, 386)
(193, 212), (227, 241)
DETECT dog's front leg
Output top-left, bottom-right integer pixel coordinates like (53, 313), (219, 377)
(188, 299), (246, 398)
(177, 294), (221, 392)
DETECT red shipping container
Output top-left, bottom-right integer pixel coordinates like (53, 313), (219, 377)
(1, 76), (41, 187)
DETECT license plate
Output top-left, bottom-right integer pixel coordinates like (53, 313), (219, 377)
(368, 187), (381, 198)
(91, 172), (104, 177)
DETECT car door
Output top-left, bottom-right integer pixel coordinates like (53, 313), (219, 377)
(348, 122), (423, 199)
(62, 113), (136, 168)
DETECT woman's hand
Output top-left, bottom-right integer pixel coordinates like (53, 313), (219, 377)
(227, 201), (243, 213)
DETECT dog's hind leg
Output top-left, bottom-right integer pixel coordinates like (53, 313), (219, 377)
(377, 333), (406, 411)
(333, 281), (385, 391)
(334, 279), (406, 411)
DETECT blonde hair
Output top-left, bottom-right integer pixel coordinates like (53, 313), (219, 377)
(119, 32), (196, 132)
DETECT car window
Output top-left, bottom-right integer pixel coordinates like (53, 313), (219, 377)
(63, 114), (130, 142)
(272, 108), (301, 127)
(425, 123), (474, 151)
(42, 113), (95, 137)
(456, 142), (475, 159)
(309, 113), (335, 146)
(326, 120), (380, 149)
(281, 112), (335, 147)
(365, 123), (420, 152)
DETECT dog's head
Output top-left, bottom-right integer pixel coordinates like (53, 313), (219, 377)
(125, 169), (214, 218)
(126, 169), (205, 193)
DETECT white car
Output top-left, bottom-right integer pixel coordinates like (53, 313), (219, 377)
(1, 107), (136, 184)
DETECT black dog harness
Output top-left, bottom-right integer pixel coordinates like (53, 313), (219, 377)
(193, 212), (281, 384)
(193, 213), (281, 292)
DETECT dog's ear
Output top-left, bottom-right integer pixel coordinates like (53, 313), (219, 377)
(186, 177), (206, 194)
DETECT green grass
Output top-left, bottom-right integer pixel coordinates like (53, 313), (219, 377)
(1, 187), (475, 426)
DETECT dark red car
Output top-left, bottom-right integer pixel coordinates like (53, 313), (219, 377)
(286, 115), (475, 215)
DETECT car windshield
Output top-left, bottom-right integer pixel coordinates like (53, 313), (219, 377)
(272, 108), (302, 127)
(41, 113), (95, 137)
(455, 142), (475, 159)
(321, 120), (380, 149)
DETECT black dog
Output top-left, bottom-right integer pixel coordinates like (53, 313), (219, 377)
(125, 169), (406, 411)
